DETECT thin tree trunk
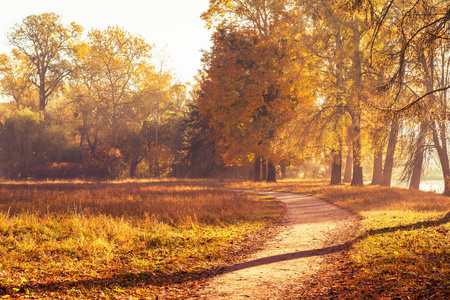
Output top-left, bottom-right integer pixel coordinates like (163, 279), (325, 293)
(262, 159), (267, 181)
(266, 161), (276, 182)
(280, 161), (286, 179)
(351, 154), (364, 186)
(39, 73), (46, 112)
(371, 123), (386, 185)
(130, 159), (138, 178)
(331, 120), (343, 185)
(213, 161), (224, 182)
(154, 119), (159, 178)
(410, 49), (432, 190)
(254, 156), (261, 182)
(431, 122), (450, 195)
(381, 117), (399, 187)
(410, 122), (427, 189)
(351, 115), (364, 186)
(248, 168), (255, 181)
(371, 147), (383, 185)
(330, 149), (342, 185)
(350, 16), (364, 187)
(80, 111), (88, 147)
(343, 149), (352, 183)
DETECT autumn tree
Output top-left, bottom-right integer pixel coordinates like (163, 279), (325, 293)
(302, 0), (352, 185)
(359, 0), (450, 98)
(426, 41), (450, 195)
(139, 54), (181, 178)
(67, 28), (186, 178)
(400, 37), (450, 194)
(200, 0), (310, 182)
(7, 13), (82, 112)
(67, 26), (155, 177)
(174, 99), (221, 178)
(353, 0), (450, 190)
(0, 50), (36, 110)
(198, 24), (305, 182)
(293, 0), (376, 186)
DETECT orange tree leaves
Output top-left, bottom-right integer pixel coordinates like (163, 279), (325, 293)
(198, 25), (306, 167)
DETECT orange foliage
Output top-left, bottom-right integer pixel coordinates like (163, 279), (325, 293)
(198, 25), (309, 166)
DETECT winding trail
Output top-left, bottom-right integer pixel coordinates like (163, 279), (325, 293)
(199, 190), (355, 299)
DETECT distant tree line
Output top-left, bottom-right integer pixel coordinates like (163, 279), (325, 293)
(2, 1), (450, 193)
(0, 13), (207, 180)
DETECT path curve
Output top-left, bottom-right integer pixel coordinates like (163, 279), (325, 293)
(199, 190), (354, 299)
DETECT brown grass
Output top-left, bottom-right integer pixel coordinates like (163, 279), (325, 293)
(0, 179), (283, 299)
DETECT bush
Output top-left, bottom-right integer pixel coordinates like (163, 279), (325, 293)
(82, 146), (123, 179)
(33, 162), (84, 179)
(32, 146), (123, 180)
(0, 109), (124, 180)
(0, 109), (47, 178)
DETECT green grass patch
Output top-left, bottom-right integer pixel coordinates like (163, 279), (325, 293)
(0, 179), (284, 299)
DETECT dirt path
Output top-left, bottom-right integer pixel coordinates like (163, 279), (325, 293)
(199, 190), (355, 299)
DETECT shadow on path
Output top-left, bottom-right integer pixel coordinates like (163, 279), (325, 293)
(218, 210), (450, 274)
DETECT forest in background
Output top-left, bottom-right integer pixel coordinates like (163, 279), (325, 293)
(1, 0), (450, 194)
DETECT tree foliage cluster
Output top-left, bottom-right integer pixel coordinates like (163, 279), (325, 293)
(2, 2), (450, 187)
(196, 0), (450, 192)
(0, 13), (190, 179)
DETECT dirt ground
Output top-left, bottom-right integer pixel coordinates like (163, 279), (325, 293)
(199, 190), (357, 299)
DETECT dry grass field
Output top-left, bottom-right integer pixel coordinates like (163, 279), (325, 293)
(2, 178), (449, 299)
(0, 179), (284, 299)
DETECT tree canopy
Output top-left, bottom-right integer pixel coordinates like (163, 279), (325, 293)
(0, 6), (448, 191)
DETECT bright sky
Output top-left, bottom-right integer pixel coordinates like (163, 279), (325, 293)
(0, 0), (212, 83)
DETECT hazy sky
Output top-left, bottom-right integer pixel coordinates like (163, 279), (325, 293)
(0, 0), (212, 83)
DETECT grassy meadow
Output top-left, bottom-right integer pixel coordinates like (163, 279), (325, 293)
(1, 178), (449, 299)
(0, 180), (284, 299)
(226, 180), (450, 299)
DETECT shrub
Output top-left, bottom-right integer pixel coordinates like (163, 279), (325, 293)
(0, 108), (47, 178)
(82, 146), (123, 179)
(33, 162), (84, 179)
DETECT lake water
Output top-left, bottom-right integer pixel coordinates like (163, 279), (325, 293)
(392, 179), (445, 194)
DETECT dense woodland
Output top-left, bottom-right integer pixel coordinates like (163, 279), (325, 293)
(1, 1), (450, 193)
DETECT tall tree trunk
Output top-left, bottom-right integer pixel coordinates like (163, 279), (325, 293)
(410, 122), (427, 189)
(154, 121), (160, 178)
(330, 149), (342, 185)
(280, 161), (287, 179)
(331, 120), (343, 185)
(254, 156), (261, 182)
(424, 51), (450, 194)
(39, 73), (46, 112)
(436, 50), (450, 195)
(154, 158), (159, 178)
(332, 28), (345, 186)
(343, 148), (352, 183)
(262, 158), (267, 181)
(80, 111), (88, 147)
(431, 121), (450, 195)
(371, 124), (386, 185)
(371, 147), (383, 185)
(410, 49), (433, 190)
(248, 168), (255, 181)
(381, 117), (399, 187)
(351, 115), (364, 186)
(212, 161), (224, 182)
(350, 16), (364, 187)
(266, 161), (276, 182)
(130, 158), (138, 178)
